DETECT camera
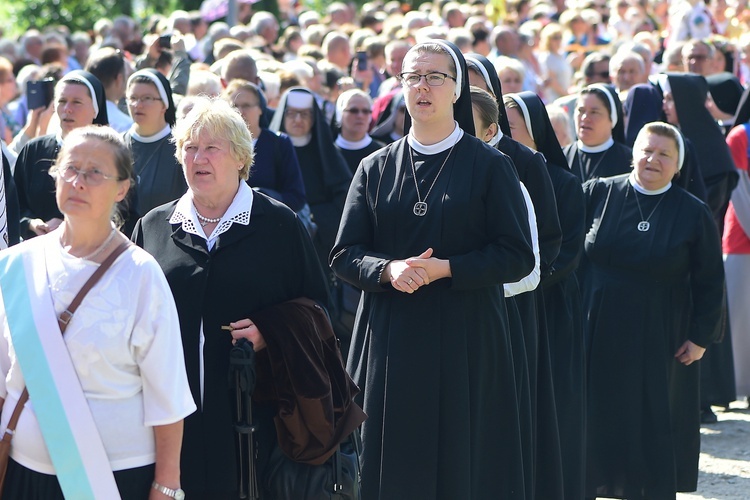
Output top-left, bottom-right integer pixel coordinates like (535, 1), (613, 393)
(356, 51), (368, 71)
(158, 33), (172, 49)
(27, 78), (55, 110)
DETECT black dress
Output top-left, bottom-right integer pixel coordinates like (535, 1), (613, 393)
(132, 193), (330, 499)
(564, 141), (633, 183)
(581, 174), (724, 499)
(124, 132), (187, 217)
(335, 138), (384, 175)
(497, 133), (564, 500)
(13, 134), (61, 239)
(330, 134), (534, 499)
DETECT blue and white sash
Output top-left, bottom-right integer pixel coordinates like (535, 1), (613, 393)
(0, 239), (121, 499)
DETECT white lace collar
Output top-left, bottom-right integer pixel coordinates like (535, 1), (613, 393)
(629, 172), (672, 195)
(335, 134), (372, 150)
(169, 182), (254, 249)
(578, 137), (614, 153)
(407, 122), (463, 154)
(128, 123), (172, 144)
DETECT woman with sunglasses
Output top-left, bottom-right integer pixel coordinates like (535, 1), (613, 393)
(334, 89), (384, 175)
(123, 69), (186, 231)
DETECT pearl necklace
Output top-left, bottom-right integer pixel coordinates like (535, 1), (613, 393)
(194, 205), (222, 227)
(62, 227), (117, 261)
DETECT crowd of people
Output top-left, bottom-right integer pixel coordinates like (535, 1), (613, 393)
(0, 0), (748, 498)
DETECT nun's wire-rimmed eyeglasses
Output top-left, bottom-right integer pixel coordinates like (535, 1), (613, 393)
(398, 72), (456, 87)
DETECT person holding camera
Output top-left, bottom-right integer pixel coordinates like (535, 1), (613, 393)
(13, 70), (108, 239)
(135, 32), (191, 98)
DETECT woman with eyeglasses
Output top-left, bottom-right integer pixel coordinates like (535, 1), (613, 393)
(0, 125), (195, 499)
(123, 69), (187, 230)
(220, 79), (306, 213)
(331, 40), (533, 498)
(13, 70), (108, 240)
(269, 87), (353, 339)
(564, 83), (633, 184)
(334, 89), (384, 175)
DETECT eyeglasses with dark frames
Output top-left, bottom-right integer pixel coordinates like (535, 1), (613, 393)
(398, 71), (456, 87)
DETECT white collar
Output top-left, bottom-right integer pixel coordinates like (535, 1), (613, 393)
(488, 128), (503, 147)
(578, 137), (614, 153)
(629, 172), (672, 195)
(290, 133), (312, 147)
(169, 182), (254, 249)
(407, 122), (463, 154)
(128, 123), (172, 143)
(335, 134), (372, 150)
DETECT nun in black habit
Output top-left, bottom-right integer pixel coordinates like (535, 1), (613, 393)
(506, 90), (587, 500)
(581, 122), (725, 499)
(333, 88), (385, 175)
(13, 70), (108, 239)
(660, 72), (738, 418)
(624, 82), (707, 202)
(269, 87), (353, 337)
(564, 83), (633, 183)
(369, 90), (405, 145)
(330, 40), (533, 499)
(123, 69), (187, 223)
(465, 53), (564, 500)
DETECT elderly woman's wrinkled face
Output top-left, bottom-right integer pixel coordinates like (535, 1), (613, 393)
(340, 94), (372, 140)
(633, 132), (679, 190)
(56, 82), (97, 136)
(575, 92), (613, 146)
(284, 105), (314, 138)
(181, 131), (242, 200)
(231, 90), (262, 133)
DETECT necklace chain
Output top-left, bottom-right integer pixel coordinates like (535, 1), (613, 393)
(194, 204), (222, 227)
(63, 226), (117, 261)
(577, 150), (607, 181)
(633, 187), (667, 232)
(408, 140), (457, 217)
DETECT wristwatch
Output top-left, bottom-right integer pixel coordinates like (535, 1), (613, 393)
(152, 481), (185, 500)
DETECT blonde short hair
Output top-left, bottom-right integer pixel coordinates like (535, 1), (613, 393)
(173, 97), (254, 180)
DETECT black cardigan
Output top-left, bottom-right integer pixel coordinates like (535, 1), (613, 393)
(132, 192), (330, 497)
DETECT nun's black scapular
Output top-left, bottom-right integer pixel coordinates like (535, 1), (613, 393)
(664, 72), (739, 421)
(269, 87), (353, 339)
(564, 83), (633, 184)
(511, 90), (588, 500)
(624, 83), (707, 202)
(331, 40), (532, 499)
(13, 70), (109, 239)
(123, 68), (186, 232)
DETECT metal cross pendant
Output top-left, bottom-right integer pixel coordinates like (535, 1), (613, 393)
(413, 202), (428, 216)
(637, 221), (650, 232)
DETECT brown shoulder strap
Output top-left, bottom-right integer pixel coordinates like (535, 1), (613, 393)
(58, 240), (131, 332)
(3, 240), (132, 441)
